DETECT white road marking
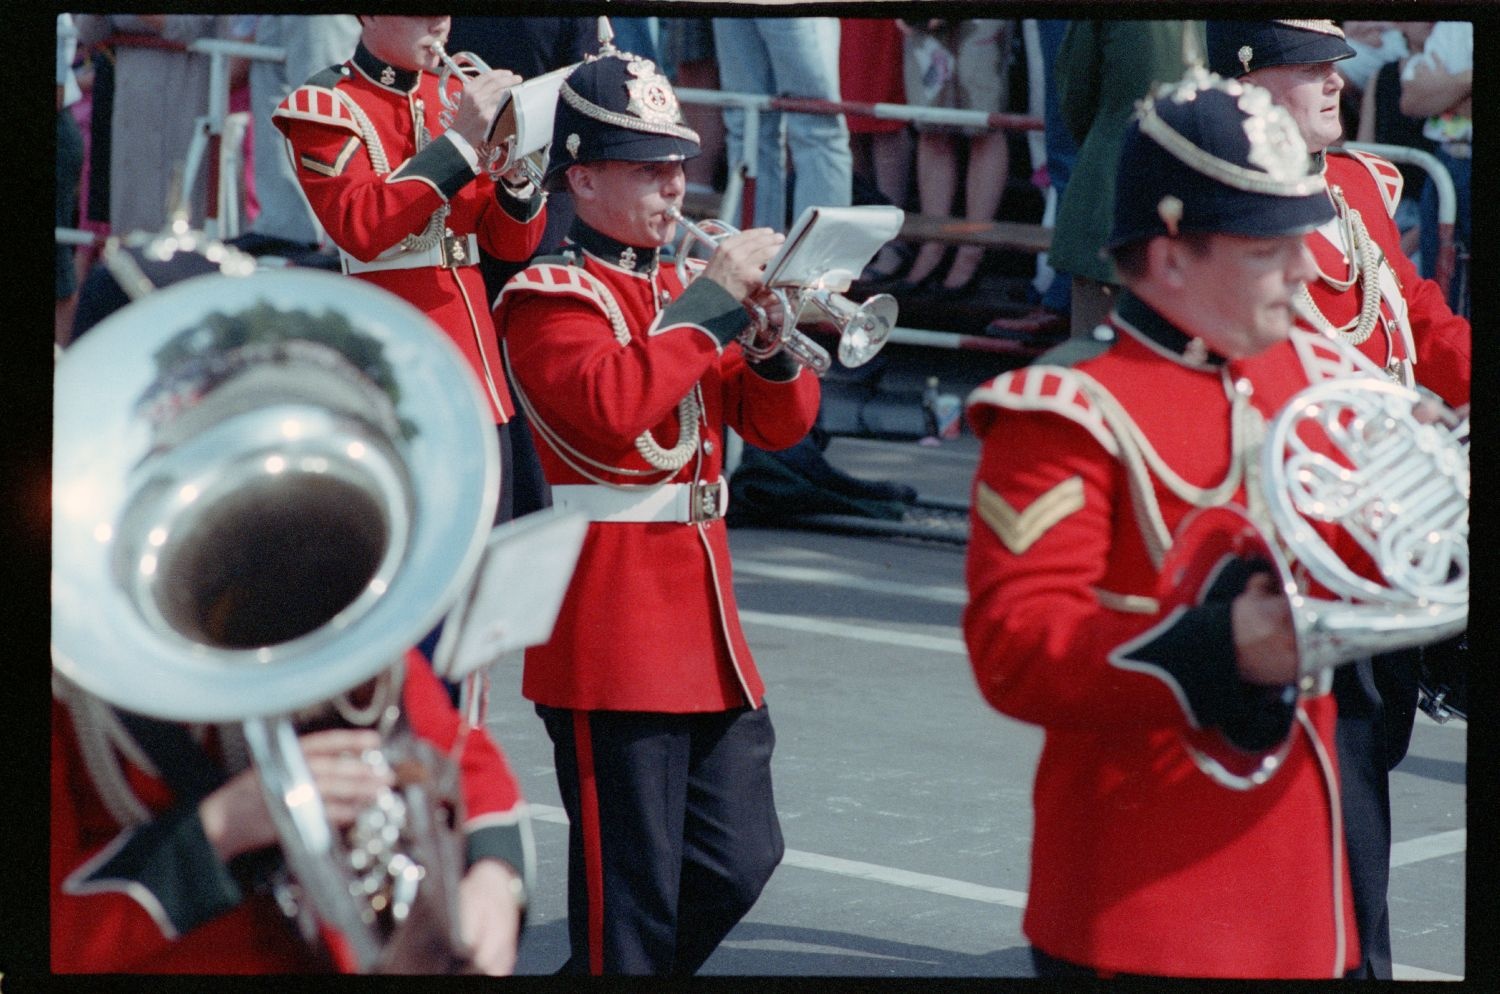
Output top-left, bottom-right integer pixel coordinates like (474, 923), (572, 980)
(1392, 963), (1462, 981)
(739, 609), (968, 654)
(736, 559), (967, 604)
(526, 804), (1461, 976)
(1391, 829), (1466, 867)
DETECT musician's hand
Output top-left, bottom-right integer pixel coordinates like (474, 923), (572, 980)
(1230, 571), (1299, 686)
(198, 729), (392, 862)
(457, 858), (522, 975)
(698, 227), (785, 303)
(449, 68), (524, 149)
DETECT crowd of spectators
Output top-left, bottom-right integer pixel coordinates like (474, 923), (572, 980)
(55, 16), (1472, 344)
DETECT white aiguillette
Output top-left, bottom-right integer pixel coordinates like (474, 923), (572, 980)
(431, 507), (590, 681)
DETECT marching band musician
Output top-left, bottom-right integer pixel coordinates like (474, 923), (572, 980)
(1206, 20), (1469, 406)
(52, 651), (530, 975)
(491, 35), (820, 975)
(1206, 21), (1471, 978)
(272, 15), (547, 522)
(962, 69), (1366, 978)
(51, 237), (533, 976)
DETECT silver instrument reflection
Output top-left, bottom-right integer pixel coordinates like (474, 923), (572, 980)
(53, 269), (500, 971)
(666, 207), (898, 376)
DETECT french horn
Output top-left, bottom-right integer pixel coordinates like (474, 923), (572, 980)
(52, 268), (500, 971)
(1165, 375), (1468, 789)
(666, 207), (899, 376)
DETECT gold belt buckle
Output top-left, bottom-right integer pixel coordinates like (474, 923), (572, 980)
(690, 481), (722, 523)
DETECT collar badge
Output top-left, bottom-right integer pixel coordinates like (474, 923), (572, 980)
(1238, 46), (1254, 74)
(620, 246), (637, 269)
(380, 65), (396, 86)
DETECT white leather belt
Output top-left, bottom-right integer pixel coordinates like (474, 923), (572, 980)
(340, 233), (478, 275)
(550, 478), (728, 523)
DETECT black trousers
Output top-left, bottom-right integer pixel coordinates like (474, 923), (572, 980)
(536, 704), (784, 975)
(1334, 653), (1421, 980)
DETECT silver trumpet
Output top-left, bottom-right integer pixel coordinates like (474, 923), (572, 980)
(52, 269), (502, 972)
(429, 41), (549, 188)
(666, 207), (898, 376)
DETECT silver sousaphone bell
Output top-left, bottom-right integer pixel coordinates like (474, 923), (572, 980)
(53, 269), (501, 971)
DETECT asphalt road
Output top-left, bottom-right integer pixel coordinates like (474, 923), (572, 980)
(484, 434), (1468, 980)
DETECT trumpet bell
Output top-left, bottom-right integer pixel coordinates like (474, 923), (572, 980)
(834, 292), (897, 368)
(52, 269), (499, 723)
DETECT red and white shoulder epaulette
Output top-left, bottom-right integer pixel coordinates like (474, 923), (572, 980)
(1336, 148), (1404, 219)
(272, 84), (362, 138)
(965, 365), (1120, 456)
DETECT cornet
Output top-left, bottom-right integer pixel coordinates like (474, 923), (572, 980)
(666, 207), (898, 376)
(429, 41), (549, 189)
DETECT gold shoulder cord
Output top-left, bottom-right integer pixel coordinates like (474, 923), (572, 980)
(504, 266), (703, 483)
(1298, 186), (1384, 347)
(334, 89), (448, 253)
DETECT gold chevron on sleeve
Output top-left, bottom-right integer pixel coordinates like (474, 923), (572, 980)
(976, 477), (1085, 555)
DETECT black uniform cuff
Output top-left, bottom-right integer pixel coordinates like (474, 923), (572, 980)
(465, 821), (529, 879)
(391, 134), (476, 200)
(78, 804), (243, 936)
(746, 350), (802, 382)
(497, 180), (545, 223)
(664, 276), (748, 346)
(1116, 558), (1297, 751)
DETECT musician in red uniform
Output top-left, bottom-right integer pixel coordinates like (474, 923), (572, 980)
(52, 650), (531, 974)
(963, 69), (1364, 978)
(1208, 19), (1469, 406)
(1207, 20), (1471, 977)
(51, 233), (532, 976)
(272, 15), (547, 519)
(492, 38), (820, 975)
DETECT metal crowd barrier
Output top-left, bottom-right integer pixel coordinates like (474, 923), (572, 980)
(57, 64), (1461, 308)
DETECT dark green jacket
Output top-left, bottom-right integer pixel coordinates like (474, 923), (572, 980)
(1050, 20), (1206, 285)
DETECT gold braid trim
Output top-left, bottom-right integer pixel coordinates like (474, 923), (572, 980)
(1069, 369), (1256, 569)
(1299, 186), (1385, 347)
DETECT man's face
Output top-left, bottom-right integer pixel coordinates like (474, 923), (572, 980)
(1173, 233), (1318, 359)
(569, 160), (688, 247)
(361, 16), (450, 73)
(1244, 61), (1345, 154)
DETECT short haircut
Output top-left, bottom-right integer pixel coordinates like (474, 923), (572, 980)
(1110, 232), (1216, 283)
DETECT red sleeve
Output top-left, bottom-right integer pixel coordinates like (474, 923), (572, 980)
(275, 115), (453, 263)
(1360, 182), (1471, 406)
(717, 348), (821, 452)
(400, 651), (523, 821)
(273, 104), (543, 266)
(962, 412), (1197, 731)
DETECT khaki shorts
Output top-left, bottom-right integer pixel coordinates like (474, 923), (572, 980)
(902, 19), (1014, 135)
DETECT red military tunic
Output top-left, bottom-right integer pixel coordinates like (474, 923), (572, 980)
(272, 44), (547, 423)
(963, 293), (1361, 978)
(493, 225), (821, 712)
(52, 651), (529, 973)
(1300, 149), (1469, 407)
